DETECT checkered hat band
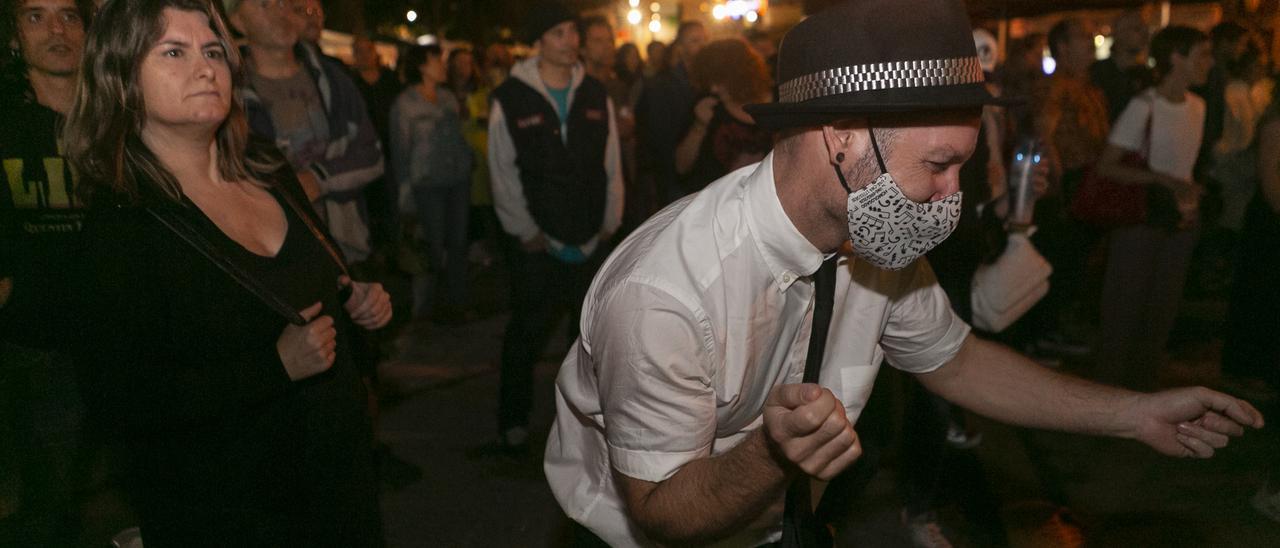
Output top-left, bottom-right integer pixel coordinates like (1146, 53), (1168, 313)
(777, 56), (984, 103)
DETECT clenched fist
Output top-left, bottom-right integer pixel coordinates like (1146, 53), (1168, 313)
(762, 383), (862, 480)
(277, 302), (337, 381)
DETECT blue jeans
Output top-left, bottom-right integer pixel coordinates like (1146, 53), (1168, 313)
(412, 183), (471, 313)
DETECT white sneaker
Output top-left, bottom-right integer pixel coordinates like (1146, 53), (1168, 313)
(1252, 484), (1280, 524)
(902, 510), (955, 548)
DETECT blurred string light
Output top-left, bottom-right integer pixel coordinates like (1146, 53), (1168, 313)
(406, 10), (417, 22)
(649, 19), (661, 32)
(627, 9), (642, 25)
(710, 1), (760, 22)
(629, 0), (639, 6)
(650, 2), (661, 11)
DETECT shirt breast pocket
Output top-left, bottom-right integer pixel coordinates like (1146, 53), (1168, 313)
(830, 346), (885, 422)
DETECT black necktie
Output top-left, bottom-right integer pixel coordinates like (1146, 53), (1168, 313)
(781, 256), (838, 548)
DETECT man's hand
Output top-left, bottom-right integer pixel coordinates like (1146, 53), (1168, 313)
(298, 170), (323, 202)
(1126, 387), (1264, 458)
(521, 232), (549, 254)
(340, 275), (393, 330)
(762, 383), (861, 480)
(0, 277), (11, 309)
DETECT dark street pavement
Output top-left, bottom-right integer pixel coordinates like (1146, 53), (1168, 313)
(372, 264), (1280, 547)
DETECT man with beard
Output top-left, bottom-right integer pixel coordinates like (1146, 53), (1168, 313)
(544, 2), (1265, 546)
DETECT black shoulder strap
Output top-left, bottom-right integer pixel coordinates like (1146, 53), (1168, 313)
(271, 177), (350, 278)
(146, 206), (307, 326)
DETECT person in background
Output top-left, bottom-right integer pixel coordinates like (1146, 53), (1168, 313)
(487, 2), (623, 455)
(614, 41), (650, 232)
(614, 42), (643, 108)
(446, 46), (500, 271)
(1090, 9), (1154, 122)
(1223, 97), (1280, 523)
(391, 44), (474, 323)
(674, 37), (773, 195)
(1212, 46), (1272, 236)
(483, 41), (513, 88)
(349, 34), (403, 267)
(744, 28), (777, 82)
(1025, 17), (1110, 359)
(1194, 21), (1250, 180)
(224, 0), (384, 265)
(580, 16), (639, 237)
(891, 40), (1046, 548)
(998, 32), (1049, 140)
(63, 0), (390, 543)
(643, 39), (666, 78)
(1094, 26), (1213, 391)
(637, 20), (706, 204)
(288, 0), (340, 67)
(0, 0), (92, 544)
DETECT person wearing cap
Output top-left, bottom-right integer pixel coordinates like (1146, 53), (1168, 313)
(543, 1), (1264, 546)
(223, 0), (384, 265)
(487, 1), (623, 455)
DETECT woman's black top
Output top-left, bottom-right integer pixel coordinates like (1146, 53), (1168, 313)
(678, 102), (772, 195)
(71, 172), (380, 547)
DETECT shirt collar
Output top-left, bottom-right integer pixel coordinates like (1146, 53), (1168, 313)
(743, 152), (825, 291)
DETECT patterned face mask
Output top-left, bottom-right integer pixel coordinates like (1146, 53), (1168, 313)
(837, 128), (963, 271)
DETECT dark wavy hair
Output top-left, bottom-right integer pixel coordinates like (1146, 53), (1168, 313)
(1150, 25), (1210, 82)
(402, 43), (442, 85)
(62, 0), (279, 204)
(0, 0), (96, 101)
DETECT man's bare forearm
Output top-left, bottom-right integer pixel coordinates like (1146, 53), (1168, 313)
(617, 429), (791, 545)
(916, 335), (1142, 439)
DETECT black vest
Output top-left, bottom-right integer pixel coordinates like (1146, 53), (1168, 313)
(493, 75), (609, 245)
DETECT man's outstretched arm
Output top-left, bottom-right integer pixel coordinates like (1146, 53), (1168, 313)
(916, 334), (1264, 458)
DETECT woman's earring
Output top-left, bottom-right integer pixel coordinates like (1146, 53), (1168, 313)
(836, 152), (845, 164)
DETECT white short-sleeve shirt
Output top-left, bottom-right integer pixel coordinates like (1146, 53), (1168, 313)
(1109, 88), (1206, 182)
(544, 154), (971, 547)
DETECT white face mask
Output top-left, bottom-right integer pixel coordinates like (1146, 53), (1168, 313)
(846, 172), (962, 270)
(838, 129), (963, 270)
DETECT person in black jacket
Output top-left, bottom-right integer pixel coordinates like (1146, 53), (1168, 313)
(486, 2), (623, 454)
(0, 0), (92, 544)
(61, 1), (391, 545)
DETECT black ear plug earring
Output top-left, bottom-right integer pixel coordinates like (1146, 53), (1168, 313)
(836, 152), (845, 163)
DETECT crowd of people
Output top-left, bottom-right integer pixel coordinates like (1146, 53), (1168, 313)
(0, 0), (1276, 546)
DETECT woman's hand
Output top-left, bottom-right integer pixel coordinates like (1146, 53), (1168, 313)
(277, 302), (336, 381)
(341, 276), (393, 330)
(693, 96), (718, 127)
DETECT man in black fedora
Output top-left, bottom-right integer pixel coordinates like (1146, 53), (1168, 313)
(543, 1), (1264, 546)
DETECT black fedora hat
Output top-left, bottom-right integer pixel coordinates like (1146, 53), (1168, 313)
(745, 0), (1014, 129)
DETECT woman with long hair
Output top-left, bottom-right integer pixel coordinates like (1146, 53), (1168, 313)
(63, 0), (389, 543)
(391, 44), (474, 322)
